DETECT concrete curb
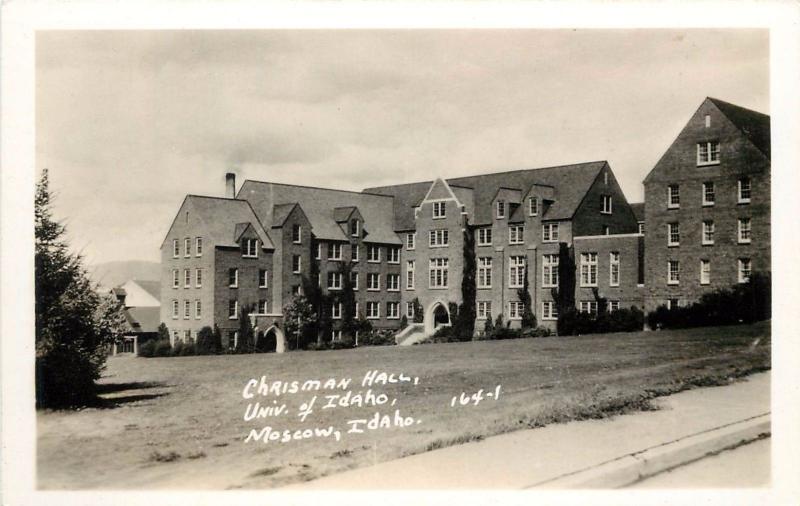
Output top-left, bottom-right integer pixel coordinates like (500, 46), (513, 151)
(531, 413), (771, 489)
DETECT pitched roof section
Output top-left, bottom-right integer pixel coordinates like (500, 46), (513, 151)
(126, 307), (161, 334)
(333, 206), (357, 223)
(708, 98), (770, 159)
(271, 203), (297, 228)
(134, 280), (160, 301)
(629, 203), (645, 222)
(366, 161), (607, 229)
(185, 196), (274, 249)
(238, 181), (401, 244)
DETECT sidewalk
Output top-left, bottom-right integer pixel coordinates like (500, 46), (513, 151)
(291, 372), (770, 489)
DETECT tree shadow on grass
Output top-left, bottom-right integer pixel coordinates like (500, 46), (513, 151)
(92, 381), (170, 409)
(95, 381), (165, 394)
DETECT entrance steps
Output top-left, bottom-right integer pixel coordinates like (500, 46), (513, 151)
(394, 323), (430, 346)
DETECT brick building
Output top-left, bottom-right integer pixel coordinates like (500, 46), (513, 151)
(159, 97), (768, 346)
(642, 98), (770, 312)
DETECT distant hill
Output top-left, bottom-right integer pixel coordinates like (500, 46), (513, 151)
(88, 260), (160, 290)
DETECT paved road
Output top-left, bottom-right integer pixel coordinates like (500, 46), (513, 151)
(629, 437), (770, 489)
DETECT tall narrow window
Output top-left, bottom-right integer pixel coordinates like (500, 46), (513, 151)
(228, 299), (238, 319)
(738, 258), (752, 283)
(477, 301), (492, 320)
(243, 238), (258, 258)
(529, 197), (538, 216)
(228, 268), (238, 288)
(738, 218), (752, 244)
(172, 239), (179, 258)
(292, 224), (302, 243)
(184, 238), (191, 257)
(350, 219), (360, 237)
(386, 302), (400, 319)
(478, 257), (493, 288)
(195, 300), (202, 319)
(172, 269), (179, 288)
(429, 258), (449, 288)
(292, 255), (301, 273)
(508, 256), (525, 288)
(184, 300), (191, 319)
(702, 182), (715, 206)
(351, 244), (359, 262)
(700, 259), (711, 285)
(580, 253), (598, 287)
(406, 260), (415, 289)
(432, 201), (446, 219)
(315, 242), (322, 260)
(668, 222), (680, 247)
(171, 300), (178, 319)
(195, 268), (202, 287)
(738, 178), (752, 203)
(496, 200), (506, 219)
(542, 254), (559, 288)
(259, 269), (268, 288)
(702, 221), (715, 245)
(351, 271), (359, 290)
(195, 237), (203, 256)
(406, 233), (416, 250)
(667, 185), (680, 208)
(602, 195), (613, 214)
(327, 272), (342, 290)
(184, 269), (190, 288)
(388, 247), (400, 264)
(668, 260), (680, 285)
(609, 252), (620, 287)
(258, 300), (268, 315)
(387, 274), (400, 291)
(367, 245), (381, 262)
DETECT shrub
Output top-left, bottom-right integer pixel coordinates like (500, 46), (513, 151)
(138, 339), (156, 357)
(153, 340), (172, 357)
(195, 326), (217, 355)
(178, 341), (196, 356)
(360, 331), (395, 347)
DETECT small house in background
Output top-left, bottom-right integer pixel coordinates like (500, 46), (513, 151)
(110, 280), (161, 354)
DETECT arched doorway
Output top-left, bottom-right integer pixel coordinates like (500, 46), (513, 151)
(424, 301), (451, 335)
(254, 325), (286, 354)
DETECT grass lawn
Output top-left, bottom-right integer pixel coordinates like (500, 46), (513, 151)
(37, 321), (771, 490)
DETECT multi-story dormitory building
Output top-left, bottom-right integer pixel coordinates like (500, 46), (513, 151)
(160, 97), (769, 349)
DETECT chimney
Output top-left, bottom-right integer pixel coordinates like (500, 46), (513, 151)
(225, 173), (236, 199)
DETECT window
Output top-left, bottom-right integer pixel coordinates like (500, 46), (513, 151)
(700, 259), (711, 285)
(602, 195), (612, 214)
(227, 331), (238, 349)
(702, 221), (715, 245)
(243, 238), (258, 258)
(195, 237), (203, 257)
(542, 254), (559, 288)
(184, 238), (191, 257)
(292, 285), (302, 296)
(331, 302), (342, 320)
(171, 299), (178, 319)
(387, 302), (400, 319)
(667, 185), (680, 208)
(429, 229), (449, 247)
(638, 222), (645, 235)
(292, 224), (302, 243)
(388, 247), (400, 264)
(387, 273), (400, 291)
(406, 260), (415, 289)
(432, 201), (446, 219)
(509, 256), (525, 288)
(508, 301), (524, 320)
(579, 301), (598, 315)
(703, 182), (715, 206)
(350, 219), (360, 237)
(603, 226), (610, 236)
(259, 269), (268, 288)
(668, 222), (680, 247)
(668, 260), (680, 285)
(292, 255), (301, 273)
(172, 330), (179, 343)
(184, 330), (192, 342)
(328, 243), (342, 260)
(697, 141), (720, 165)
(195, 300), (202, 319)
(406, 302), (415, 319)
(738, 258), (752, 283)
(228, 268), (238, 288)
(351, 244), (359, 262)
(580, 253), (598, 287)
(542, 301), (558, 320)
(367, 273), (380, 291)
(542, 223), (559, 242)
(609, 252), (620, 287)
(667, 299), (679, 310)
(609, 300), (620, 312)
(327, 272), (343, 290)
(509, 225), (524, 245)
(478, 257), (493, 288)
(477, 301), (492, 320)
(738, 178), (751, 203)
(738, 218), (752, 244)
(172, 239), (179, 258)
(184, 300), (191, 319)
(367, 245), (381, 262)
(478, 228), (492, 246)
(496, 200), (506, 219)
(705, 114), (711, 128)
(351, 271), (359, 290)
(366, 301), (380, 319)
(429, 258), (449, 288)
(172, 269), (179, 288)
(184, 269), (190, 288)
(195, 268), (203, 287)
(315, 243), (322, 260)
(228, 299), (238, 319)
(406, 233), (416, 250)
(528, 197), (538, 216)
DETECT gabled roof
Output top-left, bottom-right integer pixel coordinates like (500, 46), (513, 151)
(125, 307), (160, 334)
(177, 196), (274, 250)
(134, 280), (160, 300)
(271, 203), (297, 228)
(708, 97), (770, 159)
(333, 206), (357, 223)
(238, 181), (401, 244)
(365, 161), (608, 229)
(629, 203), (645, 222)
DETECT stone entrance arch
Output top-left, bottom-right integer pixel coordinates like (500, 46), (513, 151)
(254, 324), (286, 354)
(424, 301), (451, 335)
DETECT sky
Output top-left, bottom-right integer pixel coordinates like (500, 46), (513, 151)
(36, 29), (769, 265)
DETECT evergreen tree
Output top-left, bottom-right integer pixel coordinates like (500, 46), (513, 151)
(517, 258), (537, 329)
(483, 310), (495, 338)
(236, 304), (256, 353)
(35, 169), (127, 408)
(412, 297), (423, 323)
(454, 226), (477, 340)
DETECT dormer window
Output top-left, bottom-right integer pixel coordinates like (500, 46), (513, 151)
(697, 141), (720, 166)
(243, 238), (258, 258)
(432, 202), (446, 219)
(528, 197), (538, 216)
(350, 219), (360, 237)
(292, 224), (302, 243)
(496, 200), (506, 219)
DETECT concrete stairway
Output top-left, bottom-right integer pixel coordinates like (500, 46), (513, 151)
(394, 323), (429, 346)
